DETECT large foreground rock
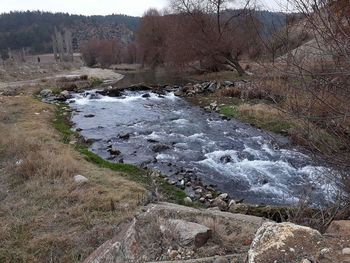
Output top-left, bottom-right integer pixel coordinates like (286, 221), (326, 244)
(248, 222), (350, 263)
(84, 202), (266, 263)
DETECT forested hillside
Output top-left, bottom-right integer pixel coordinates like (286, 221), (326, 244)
(0, 11), (140, 54)
(0, 10), (285, 55)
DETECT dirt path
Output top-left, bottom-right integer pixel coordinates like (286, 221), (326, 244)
(0, 67), (124, 91)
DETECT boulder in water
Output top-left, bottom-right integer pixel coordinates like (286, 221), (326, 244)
(152, 144), (170, 152)
(97, 87), (122, 97)
(118, 132), (130, 140)
(219, 155), (233, 164)
(108, 147), (121, 156)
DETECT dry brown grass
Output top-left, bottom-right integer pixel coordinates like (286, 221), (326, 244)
(199, 216), (253, 253)
(0, 96), (147, 262)
(220, 87), (242, 98)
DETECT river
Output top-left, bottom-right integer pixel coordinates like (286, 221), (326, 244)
(69, 81), (335, 205)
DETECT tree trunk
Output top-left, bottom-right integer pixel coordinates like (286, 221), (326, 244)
(221, 55), (246, 77)
(231, 60), (246, 77)
(52, 35), (58, 61)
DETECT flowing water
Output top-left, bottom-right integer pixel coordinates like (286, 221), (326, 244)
(70, 90), (335, 205)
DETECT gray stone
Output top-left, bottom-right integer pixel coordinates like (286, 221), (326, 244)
(219, 193), (229, 200)
(212, 197), (228, 211)
(248, 222), (322, 263)
(205, 193), (213, 199)
(40, 89), (52, 97)
(208, 82), (217, 92)
(342, 248), (350, 255)
(228, 199), (236, 208)
(74, 175), (89, 184)
(168, 219), (212, 247)
(195, 188), (203, 195)
(223, 81), (234, 87)
(60, 90), (70, 99)
(152, 144), (170, 152)
(118, 132), (130, 140)
(219, 155), (232, 164)
(183, 197), (192, 205)
(108, 147), (121, 156)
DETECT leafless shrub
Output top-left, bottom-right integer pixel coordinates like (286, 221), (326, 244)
(256, 0), (350, 215)
(81, 39), (124, 67)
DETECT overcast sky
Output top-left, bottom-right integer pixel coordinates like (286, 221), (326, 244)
(0, 0), (286, 17)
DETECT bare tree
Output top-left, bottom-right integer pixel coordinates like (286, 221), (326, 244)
(169, 0), (255, 76)
(259, 0), (350, 207)
(52, 27), (74, 62)
(137, 9), (168, 68)
(81, 39), (123, 67)
(64, 29), (74, 62)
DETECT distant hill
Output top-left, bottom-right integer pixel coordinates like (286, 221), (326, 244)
(254, 10), (286, 37)
(0, 10), (286, 55)
(0, 11), (140, 54)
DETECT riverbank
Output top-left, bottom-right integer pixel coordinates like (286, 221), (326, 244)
(0, 71), (201, 262)
(1, 66), (348, 262)
(0, 94), (148, 262)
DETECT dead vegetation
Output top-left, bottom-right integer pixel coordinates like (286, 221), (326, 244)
(0, 96), (147, 262)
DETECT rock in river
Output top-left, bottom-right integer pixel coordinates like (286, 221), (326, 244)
(152, 144), (171, 153)
(108, 147), (121, 156)
(118, 132), (130, 140)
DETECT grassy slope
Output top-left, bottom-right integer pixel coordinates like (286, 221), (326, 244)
(0, 84), (193, 262)
(0, 96), (148, 262)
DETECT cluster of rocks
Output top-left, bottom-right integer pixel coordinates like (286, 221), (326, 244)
(149, 169), (240, 212)
(83, 202), (264, 263)
(92, 80), (238, 99)
(174, 81), (234, 97)
(39, 88), (72, 102)
(84, 202), (350, 263)
(38, 78), (243, 105)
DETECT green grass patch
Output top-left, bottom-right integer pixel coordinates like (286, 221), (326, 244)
(76, 145), (151, 185)
(155, 178), (187, 204)
(90, 77), (103, 86)
(51, 87), (62, 95)
(52, 105), (75, 144)
(242, 115), (293, 134)
(220, 106), (239, 118)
